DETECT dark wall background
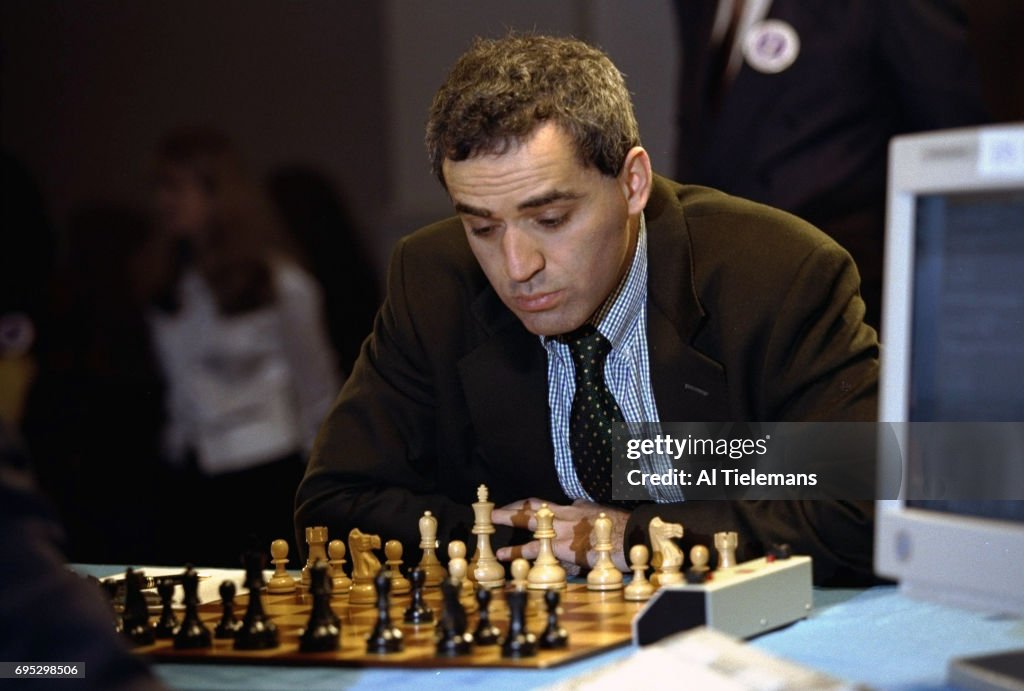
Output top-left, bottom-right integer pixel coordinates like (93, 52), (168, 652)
(1, 0), (388, 270)
(2, 0), (1021, 281)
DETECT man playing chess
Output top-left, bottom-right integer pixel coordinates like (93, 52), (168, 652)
(295, 35), (879, 586)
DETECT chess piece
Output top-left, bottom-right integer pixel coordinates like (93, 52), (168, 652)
(435, 577), (473, 657)
(527, 504), (567, 590)
(471, 485), (505, 589)
(234, 552), (279, 650)
(328, 539), (352, 597)
(174, 566), (212, 649)
(586, 512), (624, 591)
(403, 567), (434, 625)
(348, 528), (383, 605)
(501, 588), (537, 658)
(154, 578), (179, 638)
(649, 516), (685, 587)
(384, 539), (411, 595)
(366, 572), (403, 653)
(268, 539), (297, 594)
(539, 589), (569, 649)
(714, 531), (738, 569)
(510, 558), (530, 591)
(122, 568), (154, 645)
(303, 526), (329, 587)
(416, 511), (447, 587)
(623, 544), (655, 602)
(299, 561), (341, 652)
(447, 540), (475, 605)
(686, 544), (711, 584)
(214, 580), (243, 639)
(473, 586), (501, 646)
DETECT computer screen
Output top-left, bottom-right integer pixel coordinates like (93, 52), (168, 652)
(874, 124), (1024, 614)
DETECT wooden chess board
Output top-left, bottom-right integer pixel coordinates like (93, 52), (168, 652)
(135, 584), (643, 669)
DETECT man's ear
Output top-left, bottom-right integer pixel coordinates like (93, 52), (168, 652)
(619, 147), (653, 215)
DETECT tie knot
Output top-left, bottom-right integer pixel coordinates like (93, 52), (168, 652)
(565, 324), (612, 365)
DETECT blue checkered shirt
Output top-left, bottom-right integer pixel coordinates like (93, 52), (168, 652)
(543, 215), (683, 503)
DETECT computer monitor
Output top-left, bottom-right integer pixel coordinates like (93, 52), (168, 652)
(874, 124), (1024, 614)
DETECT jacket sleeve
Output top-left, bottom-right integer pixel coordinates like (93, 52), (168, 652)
(294, 236), (516, 559)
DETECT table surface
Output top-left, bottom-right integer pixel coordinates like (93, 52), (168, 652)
(81, 565), (1024, 690)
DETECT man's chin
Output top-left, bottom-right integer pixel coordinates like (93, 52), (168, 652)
(514, 311), (584, 338)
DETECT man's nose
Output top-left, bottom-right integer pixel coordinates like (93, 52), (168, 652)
(502, 226), (544, 282)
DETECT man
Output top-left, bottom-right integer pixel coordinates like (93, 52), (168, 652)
(296, 35), (879, 585)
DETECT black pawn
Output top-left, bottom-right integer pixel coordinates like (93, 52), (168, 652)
(472, 586), (501, 646)
(435, 577), (473, 656)
(234, 552), (279, 650)
(154, 578), (179, 638)
(501, 589), (537, 658)
(366, 572), (403, 653)
(215, 580), (243, 639)
(174, 566), (212, 649)
(299, 561), (341, 652)
(122, 568), (155, 646)
(539, 589), (569, 649)
(403, 568), (434, 625)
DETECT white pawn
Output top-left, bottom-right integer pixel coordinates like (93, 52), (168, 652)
(714, 531), (738, 570)
(446, 540), (476, 610)
(527, 504), (566, 591)
(511, 557), (530, 591)
(690, 545), (710, 574)
(328, 539), (352, 597)
(268, 539), (297, 594)
(384, 539), (411, 595)
(587, 512), (623, 591)
(623, 544), (654, 602)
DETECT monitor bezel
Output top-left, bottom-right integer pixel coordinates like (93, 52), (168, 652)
(874, 124), (1024, 615)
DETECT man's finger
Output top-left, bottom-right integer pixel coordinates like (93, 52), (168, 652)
(491, 508), (538, 531)
(496, 540), (540, 563)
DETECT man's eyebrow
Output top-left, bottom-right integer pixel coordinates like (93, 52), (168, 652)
(517, 190), (582, 210)
(453, 202), (491, 218)
(453, 190), (582, 219)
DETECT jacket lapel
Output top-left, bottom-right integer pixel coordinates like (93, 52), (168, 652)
(646, 177), (731, 421)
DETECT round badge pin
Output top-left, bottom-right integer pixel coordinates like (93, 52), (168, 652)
(742, 19), (800, 74)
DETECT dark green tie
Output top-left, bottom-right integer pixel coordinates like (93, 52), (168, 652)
(567, 325), (623, 504)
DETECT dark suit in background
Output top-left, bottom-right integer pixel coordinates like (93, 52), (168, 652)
(674, 0), (990, 330)
(297, 178), (880, 585)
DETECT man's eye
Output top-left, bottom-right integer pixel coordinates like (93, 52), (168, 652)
(537, 214), (567, 228)
(469, 225), (496, 237)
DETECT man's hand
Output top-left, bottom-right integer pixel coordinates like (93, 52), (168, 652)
(491, 498), (630, 576)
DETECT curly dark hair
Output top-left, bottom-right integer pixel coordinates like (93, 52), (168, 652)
(426, 34), (641, 186)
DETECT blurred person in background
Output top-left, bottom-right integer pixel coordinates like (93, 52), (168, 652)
(148, 126), (340, 566)
(673, 0), (991, 332)
(267, 165), (381, 376)
(1, 152), (56, 430)
(22, 205), (167, 565)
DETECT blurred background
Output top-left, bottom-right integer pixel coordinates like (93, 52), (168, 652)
(2, 0), (1022, 565)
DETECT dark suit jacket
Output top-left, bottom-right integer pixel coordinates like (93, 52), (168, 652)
(674, 0), (990, 329)
(296, 177), (880, 585)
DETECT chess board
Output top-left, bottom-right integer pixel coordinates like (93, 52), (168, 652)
(135, 583), (643, 669)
